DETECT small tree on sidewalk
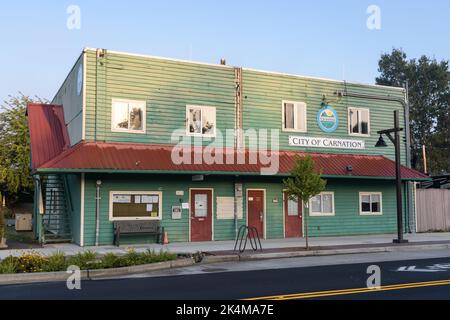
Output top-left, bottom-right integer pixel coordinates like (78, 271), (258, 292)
(283, 156), (327, 250)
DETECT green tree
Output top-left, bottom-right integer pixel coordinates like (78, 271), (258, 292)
(376, 49), (450, 174)
(0, 94), (46, 205)
(283, 156), (327, 249)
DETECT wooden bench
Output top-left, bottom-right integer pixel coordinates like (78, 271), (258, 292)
(113, 221), (164, 247)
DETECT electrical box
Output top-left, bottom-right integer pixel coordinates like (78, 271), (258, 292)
(15, 214), (33, 232)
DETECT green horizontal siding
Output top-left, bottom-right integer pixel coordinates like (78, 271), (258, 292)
(82, 174), (403, 246)
(83, 174), (247, 246)
(84, 49), (407, 165)
(242, 70), (407, 164)
(85, 50), (236, 147)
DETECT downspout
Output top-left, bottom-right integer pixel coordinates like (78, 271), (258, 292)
(338, 87), (413, 233)
(95, 180), (102, 246)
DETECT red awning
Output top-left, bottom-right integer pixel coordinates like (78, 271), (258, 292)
(27, 103), (70, 168)
(35, 141), (429, 180)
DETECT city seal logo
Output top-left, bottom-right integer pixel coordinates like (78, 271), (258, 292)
(317, 106), (339, 133)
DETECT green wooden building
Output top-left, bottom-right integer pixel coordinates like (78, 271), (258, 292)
(27, 48), (428, 246)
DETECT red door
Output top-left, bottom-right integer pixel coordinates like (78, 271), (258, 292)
(190, 190), (213, 242)
(247, 190), (264, 238)
(284, 192), (303, 238)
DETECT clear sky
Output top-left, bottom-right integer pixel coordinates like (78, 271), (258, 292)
(0, 0), (449, 103)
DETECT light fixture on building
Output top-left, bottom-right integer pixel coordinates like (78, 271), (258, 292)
(375, 135), (388, 148)
(346, 165), (353, 173)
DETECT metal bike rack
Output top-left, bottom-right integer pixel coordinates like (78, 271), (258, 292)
(233, 225), (263, 253)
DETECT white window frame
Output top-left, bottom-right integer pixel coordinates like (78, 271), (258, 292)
(309, 192), (335, 217)
(109, 191), (163, 221)
(348, 107), (370, 137)
(359, 192), (383, 216)
(282, 101), (307, 133)
(186, 105), (217, 138)
(111, 99), (146, 134)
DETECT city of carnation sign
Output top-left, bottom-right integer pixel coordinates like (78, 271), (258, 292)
(289, 136), (365, 150)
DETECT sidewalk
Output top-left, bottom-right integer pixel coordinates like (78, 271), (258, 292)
(1, 233), (450, 260)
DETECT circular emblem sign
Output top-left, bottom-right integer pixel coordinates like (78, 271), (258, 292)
(317, 106), (339, 133)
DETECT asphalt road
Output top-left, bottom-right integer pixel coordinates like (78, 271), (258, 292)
(2, 251), (450, 300)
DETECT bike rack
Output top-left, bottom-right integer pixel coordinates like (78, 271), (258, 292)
(233, 225), (263, 253)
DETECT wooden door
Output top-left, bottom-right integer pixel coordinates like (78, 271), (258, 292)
(284, 192), (303, 238)
(247, 190), (264, 238)
(190, 190), (213, 242)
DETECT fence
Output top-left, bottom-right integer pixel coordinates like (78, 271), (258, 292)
(416, 189), (450, 232)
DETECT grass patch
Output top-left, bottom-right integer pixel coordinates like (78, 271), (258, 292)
(0, 249), (178, 274)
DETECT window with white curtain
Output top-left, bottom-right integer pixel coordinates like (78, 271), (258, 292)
(310, 192), (335, 216)
(348, 108), (370, 136)
(283, 101), (307, 132)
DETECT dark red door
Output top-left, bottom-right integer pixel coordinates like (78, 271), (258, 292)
(284, 192), (303, 238)
(248, 190), (264, 238)
(191, 190), (213, 242)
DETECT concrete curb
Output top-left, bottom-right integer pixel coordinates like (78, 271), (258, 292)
(239, 243), (450, 261)
(0, 258), (195, 286)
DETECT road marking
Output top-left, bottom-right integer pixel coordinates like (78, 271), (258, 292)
(244, 279), (450, 300)
(397, 266), (446, 273)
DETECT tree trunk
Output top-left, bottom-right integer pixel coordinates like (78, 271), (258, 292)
(304, 202), (309, 250)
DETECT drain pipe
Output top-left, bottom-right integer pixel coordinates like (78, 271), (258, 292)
(338, 88), (413, 233)
(95, 180), (102, 246)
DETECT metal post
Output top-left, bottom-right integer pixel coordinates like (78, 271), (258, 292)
(393, 111), (408, 244)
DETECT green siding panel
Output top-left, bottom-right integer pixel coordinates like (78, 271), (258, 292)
(82, 174), (403, 246)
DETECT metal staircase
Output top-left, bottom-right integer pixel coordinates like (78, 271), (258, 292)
(41, 174), (73, 244)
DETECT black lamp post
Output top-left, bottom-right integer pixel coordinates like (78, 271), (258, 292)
(375, 110), (409, 244)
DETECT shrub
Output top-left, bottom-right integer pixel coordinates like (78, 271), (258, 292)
(0, 256), (18, 274)
(16, 252), (47, 273)
(100, 253), (124, 269)
(42, 252), (68, 272)
(67, 250), (101, 270)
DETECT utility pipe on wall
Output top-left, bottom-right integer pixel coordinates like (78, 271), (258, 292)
(95, 180), (102, 247)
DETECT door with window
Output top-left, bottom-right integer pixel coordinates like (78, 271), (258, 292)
(247, 190), (265, 238)
(284, 192), (303, 238)
(190, 190), (213, 242)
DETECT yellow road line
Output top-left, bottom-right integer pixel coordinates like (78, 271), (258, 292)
(244, 279), (450, 300)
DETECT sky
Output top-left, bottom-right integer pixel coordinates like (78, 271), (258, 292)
(0, 0), (449, 103)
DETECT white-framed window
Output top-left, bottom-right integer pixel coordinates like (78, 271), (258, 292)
(348, 108), (370, 136)
(186, 105), (216, 137)
(360, 192), (383, 216)
(282, 101), (307, 132)
(111, 99), (146, 134)
(309, 192), (335, 216)
(109, 191), (163, 221)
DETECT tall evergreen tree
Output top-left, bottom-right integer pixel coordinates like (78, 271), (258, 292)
(376, 49), (450, 174)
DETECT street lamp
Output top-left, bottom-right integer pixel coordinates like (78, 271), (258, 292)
(375, 110), (409, 244)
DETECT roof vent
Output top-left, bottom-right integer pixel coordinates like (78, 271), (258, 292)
(220, 58), (226, 66)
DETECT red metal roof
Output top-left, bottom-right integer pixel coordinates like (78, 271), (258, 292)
(36, 141), (429, 180)
(27, 103), (70, 168)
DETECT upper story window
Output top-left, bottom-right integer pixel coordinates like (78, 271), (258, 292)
(282, 101), (307, 132)
(360, 192), (383, 216)
(111, 99), (146, 134)
(186, 105), (216, 138)
(348, 108), (370, 136)
(310, 192), (335, 216)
